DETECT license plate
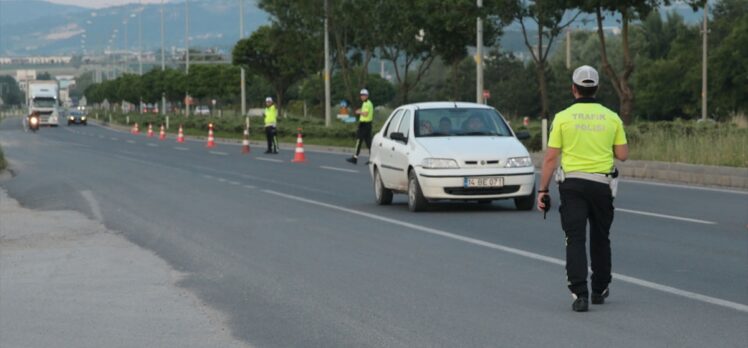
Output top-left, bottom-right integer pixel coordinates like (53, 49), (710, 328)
(464, 176), (504, 188)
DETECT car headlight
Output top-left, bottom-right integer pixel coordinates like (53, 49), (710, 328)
(504, 156), (533, 168)
(422, 158), (459, 169)
(81, 116), (86, 120)
(69, 116), (75, 120)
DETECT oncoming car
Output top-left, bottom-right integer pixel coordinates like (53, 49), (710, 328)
(369, 102), (536, 212)
(67, 110), (87, 126)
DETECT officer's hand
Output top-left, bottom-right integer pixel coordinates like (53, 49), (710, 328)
(537, 192), (549, 212)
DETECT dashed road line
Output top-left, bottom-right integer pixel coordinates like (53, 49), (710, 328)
(320, 166), (359, 173)
(256, 157), (283, 163)
(210, 151), (229, 156)
(616, 208), (717, 225)
(174, 146), (189, 151)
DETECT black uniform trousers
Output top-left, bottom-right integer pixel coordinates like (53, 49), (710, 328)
(265, 126), (278, 152)
(354, 122), (373, 157)
(558, 178), (615, 297)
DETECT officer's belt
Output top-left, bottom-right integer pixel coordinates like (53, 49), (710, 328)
(564, 172), (613, 185)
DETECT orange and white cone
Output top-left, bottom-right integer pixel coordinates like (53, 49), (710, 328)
(147, 123), (154, 137)
(206, 123), (216, 148)
(159, 124), (166, 140)
(131, 123), (139, 134)
(176, 125), (185, 143)
(241, 128), (250, 154)
(291, 128), (307, 163)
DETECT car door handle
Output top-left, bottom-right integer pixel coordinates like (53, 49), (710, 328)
(379, 142), (382, 147)
(391, 147), (395, 151)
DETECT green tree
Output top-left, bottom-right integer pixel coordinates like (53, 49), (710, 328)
(710, 0), (748, 118)
(233, 24), (320, 115)
(0, 75), (24, 107)
(514, 0), (580, 119)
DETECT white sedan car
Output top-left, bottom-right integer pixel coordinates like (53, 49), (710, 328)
(368, 102), (536, 212)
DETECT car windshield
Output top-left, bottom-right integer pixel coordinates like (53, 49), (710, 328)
(414, 108), (513, 137)
(32, 97), (56, 108)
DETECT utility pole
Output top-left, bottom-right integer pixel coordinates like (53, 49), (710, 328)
(240, 0), (246, 117)
(185, 0), (190, 117)
(701, 1), (708, 121)
(138, 1), (143, 76)
(324, 0), (331, 127)
(161, 0), (166, 115)
(566, 29), (571, 70)
(476, 0), (484, 104)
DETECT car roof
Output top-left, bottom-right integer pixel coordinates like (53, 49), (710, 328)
(398, 101), (494, 110)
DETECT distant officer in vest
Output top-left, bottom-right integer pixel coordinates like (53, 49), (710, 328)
(346, 88), (374, 165)
(537, 65), (629, 312)
(264, 97), (279, 154)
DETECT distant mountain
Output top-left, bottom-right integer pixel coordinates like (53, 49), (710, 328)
(0, 0), (88, 26)
(0, 0), (270, 56)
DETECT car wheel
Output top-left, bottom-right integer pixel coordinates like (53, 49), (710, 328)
(514, 191), (536, 211)
(373, 168), (393, 205)
(408, 170), (428, 212)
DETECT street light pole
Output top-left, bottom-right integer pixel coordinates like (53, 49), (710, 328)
(161, 0), (166, 116)
(701, 1), (708, 121)
(476, 0), (484, 104)
(324, 0), (331, 127)
(240, 0), (246, 117)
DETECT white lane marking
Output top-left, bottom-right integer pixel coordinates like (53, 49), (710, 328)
(256, 157), (283, 163)
(262, 189), (748, 314)
(126, 140), (136, 144)
(174, 146), (189, 151)
(209, 151), (229, 156)
(147, 143), (158, 147)
(228, 181), (240, 185)
(621, 179), (748, 196)
(81, 190), (104, 222)
(111, 137), (119, 141)
(617, 208), (717, 225)
(203, 174), (214, 179)
(243, 185), (256, 189)
(320, 165), (359, 173)
(217, 178), (227, 183)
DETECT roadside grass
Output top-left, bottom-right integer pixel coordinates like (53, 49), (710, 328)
(0, 146), (6, 171)
(625, 120), (748, 167)
(101, 111), (747, 167)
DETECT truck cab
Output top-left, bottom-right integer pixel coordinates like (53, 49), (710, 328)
(28, 81), (60, 127)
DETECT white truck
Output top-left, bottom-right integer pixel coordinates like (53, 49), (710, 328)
(27, 80), (60, 126)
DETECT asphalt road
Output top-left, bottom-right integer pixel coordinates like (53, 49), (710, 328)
(1, 118), (746, 347)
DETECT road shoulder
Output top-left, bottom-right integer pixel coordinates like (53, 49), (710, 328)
(0, 188), (252, 348)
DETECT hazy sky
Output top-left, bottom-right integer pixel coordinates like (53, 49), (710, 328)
(46, 0), (165, 9)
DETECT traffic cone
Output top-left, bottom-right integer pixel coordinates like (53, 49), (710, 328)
(291, 128), (307, 163)
(206, 123), (216, 148)
(241, 127), (250, 154)
(176, 124), (185, 143)
(131, 123), (139, 134)
(159, 124), (166, 140)
(147, 123), (154, 137)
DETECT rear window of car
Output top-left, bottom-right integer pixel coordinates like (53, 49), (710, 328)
(414, 108), (512, 137)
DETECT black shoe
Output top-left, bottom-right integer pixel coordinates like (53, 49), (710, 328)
(264, 150), (272, 154)
(572, 296), (589, 312)
(346, 157), (357, 165)
(591, 288), (609, 305)
(272, 150), (279, 154)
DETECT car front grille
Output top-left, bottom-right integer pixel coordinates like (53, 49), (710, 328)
(444, 185), (520, 196)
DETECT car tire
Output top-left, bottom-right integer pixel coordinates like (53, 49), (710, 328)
(514, 191), (536, 211)
(373, 168), (393, 205)
(408, 170), (428, 212)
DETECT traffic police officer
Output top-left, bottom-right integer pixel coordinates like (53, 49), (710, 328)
(537, 65), (629, 312)
(264, 97), (279, 154)
(346, 88), (374, 164)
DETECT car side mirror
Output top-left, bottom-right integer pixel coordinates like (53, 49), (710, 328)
(390, 132), (408, 143)
(515, 131), (530, 140)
